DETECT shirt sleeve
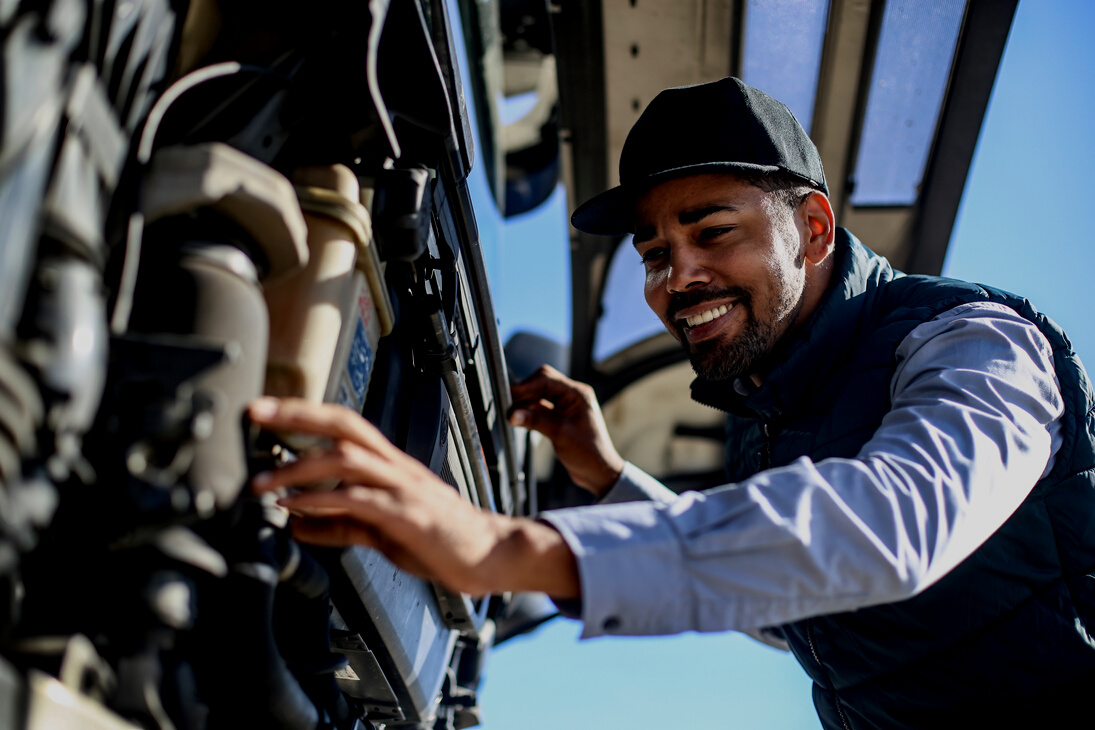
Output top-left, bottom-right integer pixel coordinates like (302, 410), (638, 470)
(539, 301), (1064, 638)
(597, 461), (680, 505)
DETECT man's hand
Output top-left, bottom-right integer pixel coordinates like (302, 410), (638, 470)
(248, 397), (579, 599)
(509, 365), (625, 498)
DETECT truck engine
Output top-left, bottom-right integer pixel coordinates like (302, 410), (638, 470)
(0, 1), (559, 727)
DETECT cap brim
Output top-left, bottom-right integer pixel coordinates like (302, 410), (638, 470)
(570, 162), (789, 236)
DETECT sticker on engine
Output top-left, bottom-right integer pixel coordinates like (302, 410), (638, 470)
(335, 377), (355, 410)
(344, 318), (374, 407)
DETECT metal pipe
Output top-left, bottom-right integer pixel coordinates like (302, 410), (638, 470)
(447, 178), (523, 514)
(428, 311), (496, 514)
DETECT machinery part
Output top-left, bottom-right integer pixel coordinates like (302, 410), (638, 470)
(42, 63), (128, 260)
(0, 2), (538, 728)
(140, 143), (310, 282)
(19, 256), (109, 488)
(330, 632), (404, 723)
(428, 311), (496, 516)
(199, 561), (320, 730)
(125, 236), (269, 512)
(0, 349), (43, 490)
(265, 165), (383, 414)
(294, 176), (394, 337)
(0, 0), (87, 337)
(24, 670), (143, 730)
(372, 167), (432, 262)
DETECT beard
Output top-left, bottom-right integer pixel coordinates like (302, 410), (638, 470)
(668, 284), (800, 381)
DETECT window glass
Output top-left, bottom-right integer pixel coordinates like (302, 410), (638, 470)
(448, 0), (569, 346)
(495, 184), (570, 345)
(594, 237), (667, 362)
(741, 0), (830, 134)
(501, 91), (539, 125)
(849, 0), (967, 206)
(448, 0), (503, 282)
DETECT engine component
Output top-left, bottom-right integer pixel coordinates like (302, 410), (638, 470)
(372, 167), (433, 262)
(265, 164), (393, 420)
(0, 2), (540, 728)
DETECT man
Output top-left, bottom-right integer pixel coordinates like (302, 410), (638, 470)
(250, 78), (1095, 727)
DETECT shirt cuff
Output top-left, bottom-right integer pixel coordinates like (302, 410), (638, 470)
(539, 497), (692, 638)
(597, 461), (680, 505)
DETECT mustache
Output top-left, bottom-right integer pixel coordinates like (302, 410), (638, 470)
(666, 286), (751, 323)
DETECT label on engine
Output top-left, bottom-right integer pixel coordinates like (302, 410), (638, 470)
(336, 317), (374, 411)
(326, 271), (383, 411)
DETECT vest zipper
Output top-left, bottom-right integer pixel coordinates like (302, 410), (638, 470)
(762, 422), (773, 470)
(807, 620), (852, 730)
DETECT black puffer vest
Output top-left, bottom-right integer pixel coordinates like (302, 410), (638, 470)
(691, 231), (1095, 728)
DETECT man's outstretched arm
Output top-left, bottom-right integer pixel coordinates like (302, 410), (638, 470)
(538, 303), (1064, 637)
(248, 397), (580, 599)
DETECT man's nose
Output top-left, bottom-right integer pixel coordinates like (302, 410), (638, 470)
(666, 245), (710, 293)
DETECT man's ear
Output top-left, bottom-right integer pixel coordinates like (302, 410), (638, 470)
(801, 192), (835, 264)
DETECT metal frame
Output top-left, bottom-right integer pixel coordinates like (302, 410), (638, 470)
(554, 0), (1017, 391)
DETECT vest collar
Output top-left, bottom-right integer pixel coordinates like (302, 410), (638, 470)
(690, 229), (898, 419)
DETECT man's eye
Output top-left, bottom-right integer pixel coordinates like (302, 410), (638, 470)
(699, 227), (734, 241)
(640, 248), (666, 264)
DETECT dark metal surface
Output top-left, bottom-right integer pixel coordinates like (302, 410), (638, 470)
(557, 0), (1018, 386)
(552, 0), (611, 383)
(337, 546), (456, 722)
(907, 0), (1018, 275)
(442, 177), (524, 513)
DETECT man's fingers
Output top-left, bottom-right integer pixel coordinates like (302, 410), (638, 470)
(281, 487), (454, 566)
(278, 485), (400, 525)
(510, 364), (582, 402)
(509, 397), (555, 413)
(289, 516), (382, 549)
(248, 397), (393, 454)
(509, 402), (566, 436)
(251, 444), (403, 494)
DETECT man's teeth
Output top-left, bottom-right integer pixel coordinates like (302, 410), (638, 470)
(685, 304), (731, 327)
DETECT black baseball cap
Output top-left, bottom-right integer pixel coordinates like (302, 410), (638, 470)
(571, 77), (828, 236)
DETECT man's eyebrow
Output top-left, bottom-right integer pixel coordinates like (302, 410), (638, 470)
(632, 204), (739, 245)
(679, 205), (739, 225)
(632, 225), (657, 246)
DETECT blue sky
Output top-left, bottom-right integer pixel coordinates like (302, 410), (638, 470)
(477, 1), (1095, 727)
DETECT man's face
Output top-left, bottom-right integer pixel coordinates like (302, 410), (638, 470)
(633, 174), (809, 381)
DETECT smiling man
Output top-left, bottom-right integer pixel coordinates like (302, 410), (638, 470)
(631, 173), (830, 383)
(250, 78), (1095, 728)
